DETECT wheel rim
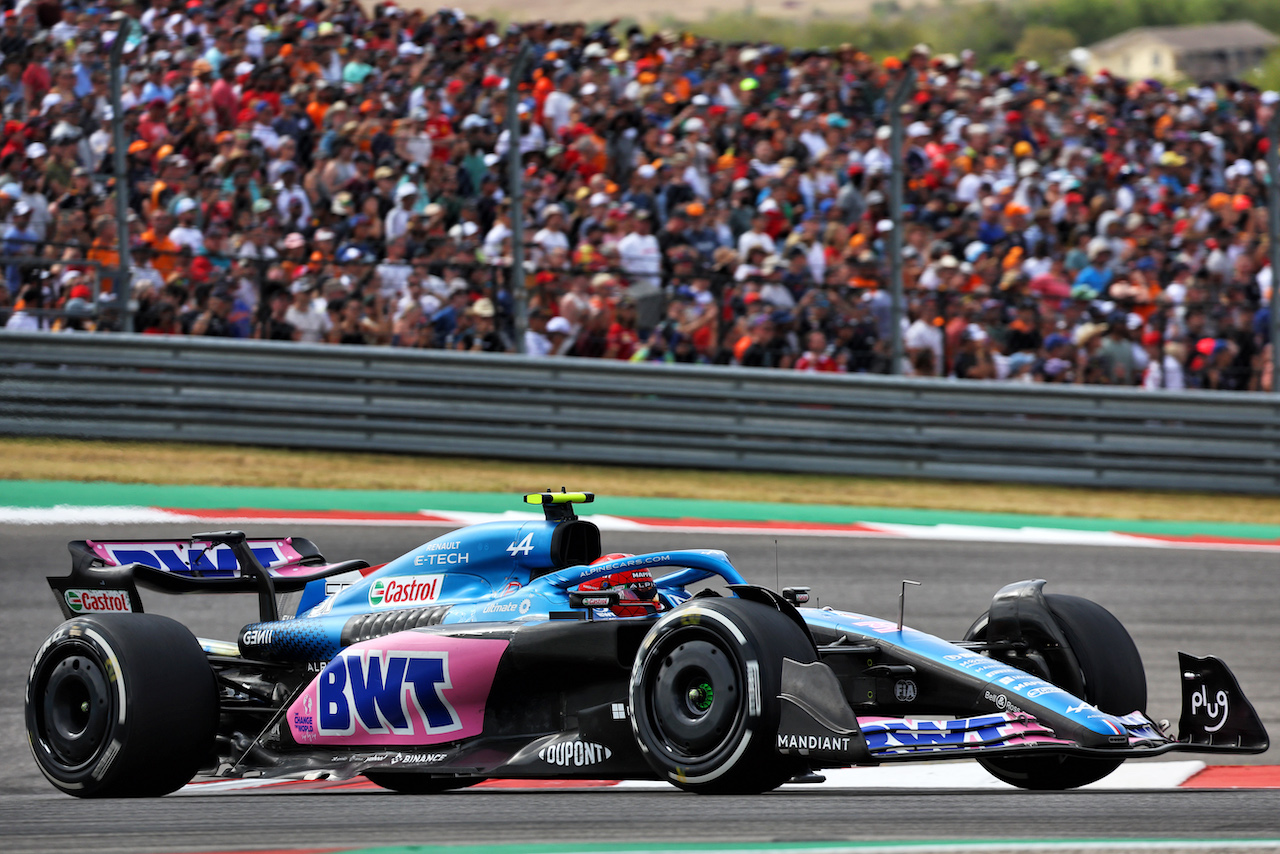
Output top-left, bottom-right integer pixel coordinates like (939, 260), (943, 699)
(648, 637), (743, 762)
(36, 647), (113, 770)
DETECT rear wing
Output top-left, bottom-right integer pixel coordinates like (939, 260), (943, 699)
(51, 530), (368, 622)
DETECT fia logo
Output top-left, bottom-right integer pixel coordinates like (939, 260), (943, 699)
(894, 680), (918, 702)
(1191, 684), (1230, 733)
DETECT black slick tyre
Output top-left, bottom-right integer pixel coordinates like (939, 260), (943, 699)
(966, 593), (1146, 790)
(629, 597), (817, 794)
(26, 614), (219, 797)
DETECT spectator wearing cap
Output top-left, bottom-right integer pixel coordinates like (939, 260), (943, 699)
(617, 209), (662, 292)
(0, 4), (1258, 386)
(531, 205), (570, 263)
(543, 73), (578, 137)
(455, 297), (509, 352)
(431, 288), (470, 343)
(285, 279), (329, 343)
(257, 288), (300, 342)
(1142, 333), (1186, 392)
(863, 126), (894, 177)
(1075, 239), (1115, 294)
(678, 202), (715, 261)
(329, 290), (388, 346)
(1005, 301), (1043, 356)
(657, 206), (694, 265)
(17, 161), (50, 241)
(275, 163), (312, 230)
(170, 199), (205, 253)
(250, 103), (284, 155)
(47, 132), (89, 204)
(622, 164), (658, 218)
(494, 102), (546, 161)
(3, 200), (38, 295)
(189, 285), (237, 337)
(199, 223), (233, 275)
(1032, 332), (1071, 383)
(953, 324), (996, 379)
(1097, 318), (1139, 386)
(904, 297), (943, 376)
(239, 219), (279, 262)
(141, 63), (176, 107)
(738, 314), (784, 368)
(737, 211), (777, 259)
(390, 298), (432, 349)
(524, 309), (555, 357)
(1071, 323), (1110, 384)
(50, 162), (95, 213)
(834, 164), (868, 227)
(544, 316), (574, 357)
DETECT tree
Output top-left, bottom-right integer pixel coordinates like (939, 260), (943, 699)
(1015, 25), (1080, 69)
(1247, 47), (1280, 93)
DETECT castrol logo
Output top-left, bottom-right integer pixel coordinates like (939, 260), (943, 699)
(65, 589), (132, 613)
(369, 575), (444, 608)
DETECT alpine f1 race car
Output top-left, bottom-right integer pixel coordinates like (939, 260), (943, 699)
(26, 491), (1267, 797)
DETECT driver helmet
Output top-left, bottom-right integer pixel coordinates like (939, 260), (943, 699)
(578, 553), (662, 617)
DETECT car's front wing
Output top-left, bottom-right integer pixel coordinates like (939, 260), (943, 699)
(775, 651), (1268, 767)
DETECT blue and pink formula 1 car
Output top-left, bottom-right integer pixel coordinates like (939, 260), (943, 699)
(26, 491), (1267, 797)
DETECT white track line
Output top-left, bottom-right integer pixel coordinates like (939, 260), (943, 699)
(0, 505), (200, 524)
(179, 760), (1207, 795)
(6, 505), (1280, 555)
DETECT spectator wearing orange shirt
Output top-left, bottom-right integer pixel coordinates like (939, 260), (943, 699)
(141, 211), (181, 283)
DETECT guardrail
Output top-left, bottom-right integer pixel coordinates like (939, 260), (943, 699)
(2, 331), (1279, 494)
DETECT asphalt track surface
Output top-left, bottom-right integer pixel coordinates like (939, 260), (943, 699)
(3, 522), (1280, 852)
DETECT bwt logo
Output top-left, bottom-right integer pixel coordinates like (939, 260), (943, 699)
(369, 575), (443, 608)
(318, 650), (460, 737)
(108, 544), (284, 576)
(65, 589), (131, 613)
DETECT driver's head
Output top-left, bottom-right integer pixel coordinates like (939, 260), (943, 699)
(579, 554), (661, 617)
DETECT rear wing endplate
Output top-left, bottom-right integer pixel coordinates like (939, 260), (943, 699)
(51, 531), (368, 623)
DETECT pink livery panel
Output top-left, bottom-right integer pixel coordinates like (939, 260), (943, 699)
(287, 633), (509, 747)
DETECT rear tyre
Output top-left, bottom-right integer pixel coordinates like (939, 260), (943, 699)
(629, 597), (817, 794)
(965, 593), (1146, 790)
(26, 614), (219, 798)
(364, 773), (483, 794)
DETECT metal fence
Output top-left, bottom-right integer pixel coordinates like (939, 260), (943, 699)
(2, 331), (1279, 494)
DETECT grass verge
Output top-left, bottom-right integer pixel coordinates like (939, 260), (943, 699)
(3, 437), (1280, 523)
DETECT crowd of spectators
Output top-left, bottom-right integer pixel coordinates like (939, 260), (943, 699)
(1, 0), (1279, 390)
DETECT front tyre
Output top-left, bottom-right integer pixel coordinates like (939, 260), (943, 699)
(629, 597), (817, 794)
(26, 614), (218, 797)
(966, 593), (1146, 790)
